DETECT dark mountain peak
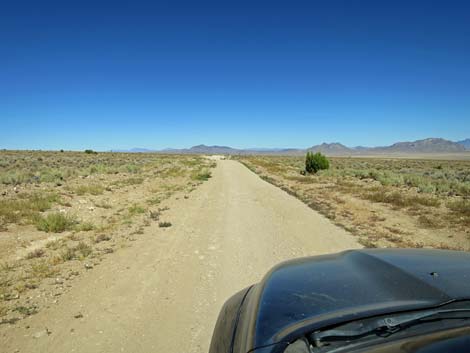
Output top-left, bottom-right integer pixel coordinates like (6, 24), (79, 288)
(307, 142), (353, 155)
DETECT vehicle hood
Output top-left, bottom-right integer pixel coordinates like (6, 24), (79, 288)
(241, 249), (470, 351)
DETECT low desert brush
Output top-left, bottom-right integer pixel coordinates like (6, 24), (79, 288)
(35, 213), (77, 233)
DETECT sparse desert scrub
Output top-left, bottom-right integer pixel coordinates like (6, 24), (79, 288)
(447, 199), (470, 226)
(447, 198), (470, 216)
(94, 201), (112, 209)
(160, 166), (185, 178)
(112, 177), (144, 187)
(149, 210), (160, 220)
(0, 150), (214, 323)
(29, 260), (59, 279)
(239, 155), (470, 250)
(361, 190), (441, 208)
(45, 239), (65, 250)
(147, 195), (162, 205)
(191, 169), (212, 181)
(128, 204), (146, 215)
(94, 234), (111, 243)
(14, 305), (38, 317)
(75, 241), (93, 258)
(71, 183), (105, 196)
(59, 242), (93, 261)
(0, 303), (7, 317)
(0, 192), (59, 227)
(75, 221), (95, 232)
(25, 248), (45, 259)
(35, 213), (77, 233)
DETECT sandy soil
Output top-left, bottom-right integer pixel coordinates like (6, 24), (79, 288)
(1, 160), (360, 353)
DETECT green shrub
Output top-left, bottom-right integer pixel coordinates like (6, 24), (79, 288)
(191, 169), (211, 181)
(36, 213), (76, 233)
(14, 305), (38, 316)
(305, 152), (330, 174)
(128, 204), (146, 215)
(84, 149), (97, 154)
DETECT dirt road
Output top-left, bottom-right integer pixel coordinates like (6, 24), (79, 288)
(1, 160), (360, 353)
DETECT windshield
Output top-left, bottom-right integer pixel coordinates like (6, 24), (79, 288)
(285, 301), (470, 353)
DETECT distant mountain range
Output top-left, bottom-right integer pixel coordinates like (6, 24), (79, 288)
(112, 137), (470, 155)
(111, 148), (155, 153)
(457, 138), (470, 149)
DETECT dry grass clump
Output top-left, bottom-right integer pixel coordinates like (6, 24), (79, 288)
(418, 215), (443, 229)
(75, 241), (93, 257)
(35, 213), (77, 233)
(447, 199), (470, 216)
(0, 303), (7, 317)
(191, 169), (212, 181)
(30, 260), (59, 279)
(75, 221), (95, 232)
(94, 201), (112, 209)
(147, 196), (162, 205)
(14, 305), (38, 317)
(45, 239), (65, 250)
(112, 177), (144, 187)
(160, 166), (185, 178)
(94, 234), (111, 243)
(72, 183), (105, 196)
(447, 199), (470, 226)
(362, 190), (441, 208)
(25, 249), (45, 259)
(128, 204), (146, 215)
(60, 242), (93, 261)
(0, 192), (58, 226)
(149, 210), (160, 220)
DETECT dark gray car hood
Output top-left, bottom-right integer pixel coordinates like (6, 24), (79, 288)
(239, 249), (470, 351)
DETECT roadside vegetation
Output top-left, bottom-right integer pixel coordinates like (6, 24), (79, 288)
(305, 152), (330, 174)
(0, 150), (215, 323)
(239, 155), (470, 250)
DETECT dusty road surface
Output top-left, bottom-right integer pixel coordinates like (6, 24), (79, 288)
(1, 160), (360, 353)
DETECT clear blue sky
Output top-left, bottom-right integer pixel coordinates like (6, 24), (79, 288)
(1, 0), (469, 150)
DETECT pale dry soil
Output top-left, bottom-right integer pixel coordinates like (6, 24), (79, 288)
(1, 160), (360, 353)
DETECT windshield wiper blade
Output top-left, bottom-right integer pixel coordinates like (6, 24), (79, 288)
(311, 309), (470, 347)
